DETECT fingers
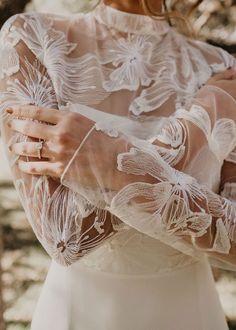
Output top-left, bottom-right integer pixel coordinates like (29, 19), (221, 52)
(9, 119), (54, 140)
(209, 68), (236, 83)
(5, 105), (64, 124)
(18, 160), (64, 178)
(10, 141), (52, 159)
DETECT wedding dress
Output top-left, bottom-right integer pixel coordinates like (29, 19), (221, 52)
(1, 3), (236, 329)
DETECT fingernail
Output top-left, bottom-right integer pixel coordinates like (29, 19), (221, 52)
(6, 107), (13, 114)
(8, 145), (12, 152)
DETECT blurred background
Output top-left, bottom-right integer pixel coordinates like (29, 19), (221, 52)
(0, 0), (236, 329)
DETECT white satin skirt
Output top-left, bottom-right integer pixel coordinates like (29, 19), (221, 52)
(31, 258), (228, 330)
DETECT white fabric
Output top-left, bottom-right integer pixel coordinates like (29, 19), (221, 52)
(0, 3), (235, 329)
(31, 258), (228, 330)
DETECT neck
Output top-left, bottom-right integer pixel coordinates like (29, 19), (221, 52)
(103, 0), (163, 15)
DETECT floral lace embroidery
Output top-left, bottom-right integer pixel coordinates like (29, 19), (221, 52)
(1, 7), (236, 271)
(100, 35), (155, 91)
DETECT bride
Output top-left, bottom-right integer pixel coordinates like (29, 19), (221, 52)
(1, 0), (236, 329)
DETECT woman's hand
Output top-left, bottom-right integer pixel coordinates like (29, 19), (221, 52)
(6, 105), (95, 178)
(205, 67), (236, 99)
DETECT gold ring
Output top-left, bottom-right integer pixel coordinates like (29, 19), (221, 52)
(36, 141), (44, 159)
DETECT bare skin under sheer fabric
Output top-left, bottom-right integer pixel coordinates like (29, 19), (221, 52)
(0, 3), (235, 329)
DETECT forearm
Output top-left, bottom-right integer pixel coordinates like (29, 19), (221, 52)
(0, 17), (117, 266)
(60, 86), (236, 267)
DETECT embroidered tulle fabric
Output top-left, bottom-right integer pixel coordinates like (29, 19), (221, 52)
(1, 3), (236, 274)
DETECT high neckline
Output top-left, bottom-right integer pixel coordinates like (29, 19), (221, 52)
(93, 3), (171, 36)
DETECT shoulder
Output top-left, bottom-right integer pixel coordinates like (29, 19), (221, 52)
(1, 12), (49, 37)
(186, 35), (235, 71)
(0, 12), (53, 57)
(0, 11), (77, 43)
(0, 12), (85, 74)
(0, 10), (93, 39)
(171, 29), (235, 72)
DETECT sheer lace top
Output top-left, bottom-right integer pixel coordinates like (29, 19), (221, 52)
(1, 3), (236, 274)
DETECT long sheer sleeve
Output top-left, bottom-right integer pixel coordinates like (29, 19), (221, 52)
(60, 84), (236, 270)
(0, 15), (116, 266)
